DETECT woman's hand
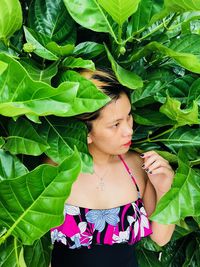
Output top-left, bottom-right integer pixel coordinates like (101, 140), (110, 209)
(141, 151), (174, 195)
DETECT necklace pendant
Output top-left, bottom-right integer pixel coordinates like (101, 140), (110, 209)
(96, 177), (105, 191)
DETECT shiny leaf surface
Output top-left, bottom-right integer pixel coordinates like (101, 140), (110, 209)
(0, 150), (81, 245)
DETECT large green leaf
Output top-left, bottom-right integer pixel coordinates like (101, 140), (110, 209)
(129, 40), (200, 74)
(3, 118), (49, 156)
(37, 117), (93, 173)
(0, 0), (22, 40)
(131, 80), (164, 107)
(98, 0), (141, 26)
(24, 233), (51, 267)
(0, 149), (81, 245)
(28, 0), (75, 44)
(164, 0), (200, 13)
(58, 70), (111, 114)
(63, 0), (117, 40)
(133, 109), (174, 126)
(151, 150), (200, 224)
(159, 96), (200, 127)
(0, 149), (28, 181)
(20, 59), (59, 84)
(105, 45), (143, 89)
(0, 236), (22, 267)
(0, 53), (80, 118)
(127, 0), (164, 35)
(152, 126), (200, 154)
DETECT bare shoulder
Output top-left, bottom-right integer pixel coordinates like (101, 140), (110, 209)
(122, 151), (148, 196)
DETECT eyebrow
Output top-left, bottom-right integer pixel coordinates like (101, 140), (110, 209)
(107, 109), (132, 124)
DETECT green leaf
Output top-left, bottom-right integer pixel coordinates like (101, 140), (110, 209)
(63, 0), (117, 41)
(151, 150), (200, 224)
(136, 247), (161, 267)
(129, 40), (200, 74)
(133, 109), (174, 126)
(28, 0), (75, 45)
(23, 27), (58, 61)
(0, 236), (22, 267)
(24, 233), (51, 267)
(73, 42), (105, 59)
(20, 59), (59, 84)
(0, 0), (22, 40)
(3, 118), (49, 156)
(46, 42), (74, 56)
(62, 57), (95, 70)
(0, 61), (8, 75)
(153, 126), (200, 154)
(168, 34), (200, 55)
(0, 53), (81, 118)
(105, 45), (143, 89)
(59, 70), (111, 114)
(188, 77), (200, 106)
(164, 0), (200, 13)
(0, 149), (28, 181)
(18, 246), (27, 267)
(0, 149), (81, 245)
(38, 117), (93, 174)
(160, 96), (200, 127)
(127, 0), (164, 35)
(131, 80), (164, 107)
(98, 0), (141, 26)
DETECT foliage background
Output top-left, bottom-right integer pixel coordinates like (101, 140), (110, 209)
(0, 0), (200, 266)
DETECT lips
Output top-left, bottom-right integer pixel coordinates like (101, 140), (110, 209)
(123, 140), (132, 146)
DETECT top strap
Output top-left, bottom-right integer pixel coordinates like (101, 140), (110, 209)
(118, 155), (140, 194)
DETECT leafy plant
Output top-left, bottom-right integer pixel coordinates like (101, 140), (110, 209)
(0, 0), (200, 266)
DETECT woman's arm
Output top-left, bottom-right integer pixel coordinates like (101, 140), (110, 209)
(142, 151), (175, 246)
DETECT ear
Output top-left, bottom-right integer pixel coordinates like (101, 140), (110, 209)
(87, 133), (93, 144)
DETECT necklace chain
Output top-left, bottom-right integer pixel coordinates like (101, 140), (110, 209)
(93, 157), (113, 191)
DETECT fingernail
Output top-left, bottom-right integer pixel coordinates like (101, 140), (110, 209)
(140, 153), (144, 157)
(149, 171), (152, 174)
(142, 164), (145, 169)
(145, 168), (149, 173)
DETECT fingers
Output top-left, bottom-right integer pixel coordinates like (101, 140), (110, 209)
(140, 151), (171, 175)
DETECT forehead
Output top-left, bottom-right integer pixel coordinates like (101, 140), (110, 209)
(97, 93), (131, 123)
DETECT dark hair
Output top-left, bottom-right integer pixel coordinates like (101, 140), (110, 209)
(76, 68), (130, 132)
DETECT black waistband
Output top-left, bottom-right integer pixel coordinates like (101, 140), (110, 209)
(51, 242), (139, 267)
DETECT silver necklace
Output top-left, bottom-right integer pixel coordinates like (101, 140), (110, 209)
(93, 160), (112, 191)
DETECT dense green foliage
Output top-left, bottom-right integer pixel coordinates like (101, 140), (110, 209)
(0, 0), (200, 266)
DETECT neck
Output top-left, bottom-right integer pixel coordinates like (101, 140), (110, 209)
(89, 147), (115, 167)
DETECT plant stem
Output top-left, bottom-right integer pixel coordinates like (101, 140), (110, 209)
(134, 126), (175, 145)
(162, 13), (179, 34)
(9, 43), (23, 56)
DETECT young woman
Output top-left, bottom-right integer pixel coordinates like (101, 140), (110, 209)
(50, 69), (175, 267)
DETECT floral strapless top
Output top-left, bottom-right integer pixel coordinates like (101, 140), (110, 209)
(51, 155), (152, 249)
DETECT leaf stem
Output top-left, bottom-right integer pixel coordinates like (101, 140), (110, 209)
(95, 0), (119, 44)
(9, 43), (23, 56)
(14, 237), (20, 267)
(134, 127), (175, 145)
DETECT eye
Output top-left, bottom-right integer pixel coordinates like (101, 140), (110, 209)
(111, 122), (120, 128)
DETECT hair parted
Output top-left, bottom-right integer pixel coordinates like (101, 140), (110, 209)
(76, 68), (130, 132)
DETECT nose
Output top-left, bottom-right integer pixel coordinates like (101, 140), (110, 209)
(122, 121), (133, 137)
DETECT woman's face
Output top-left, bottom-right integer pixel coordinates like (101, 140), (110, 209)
(88, 93), (133, 156)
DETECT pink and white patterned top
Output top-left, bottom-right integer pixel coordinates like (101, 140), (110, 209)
(51, 155), (152, 249)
